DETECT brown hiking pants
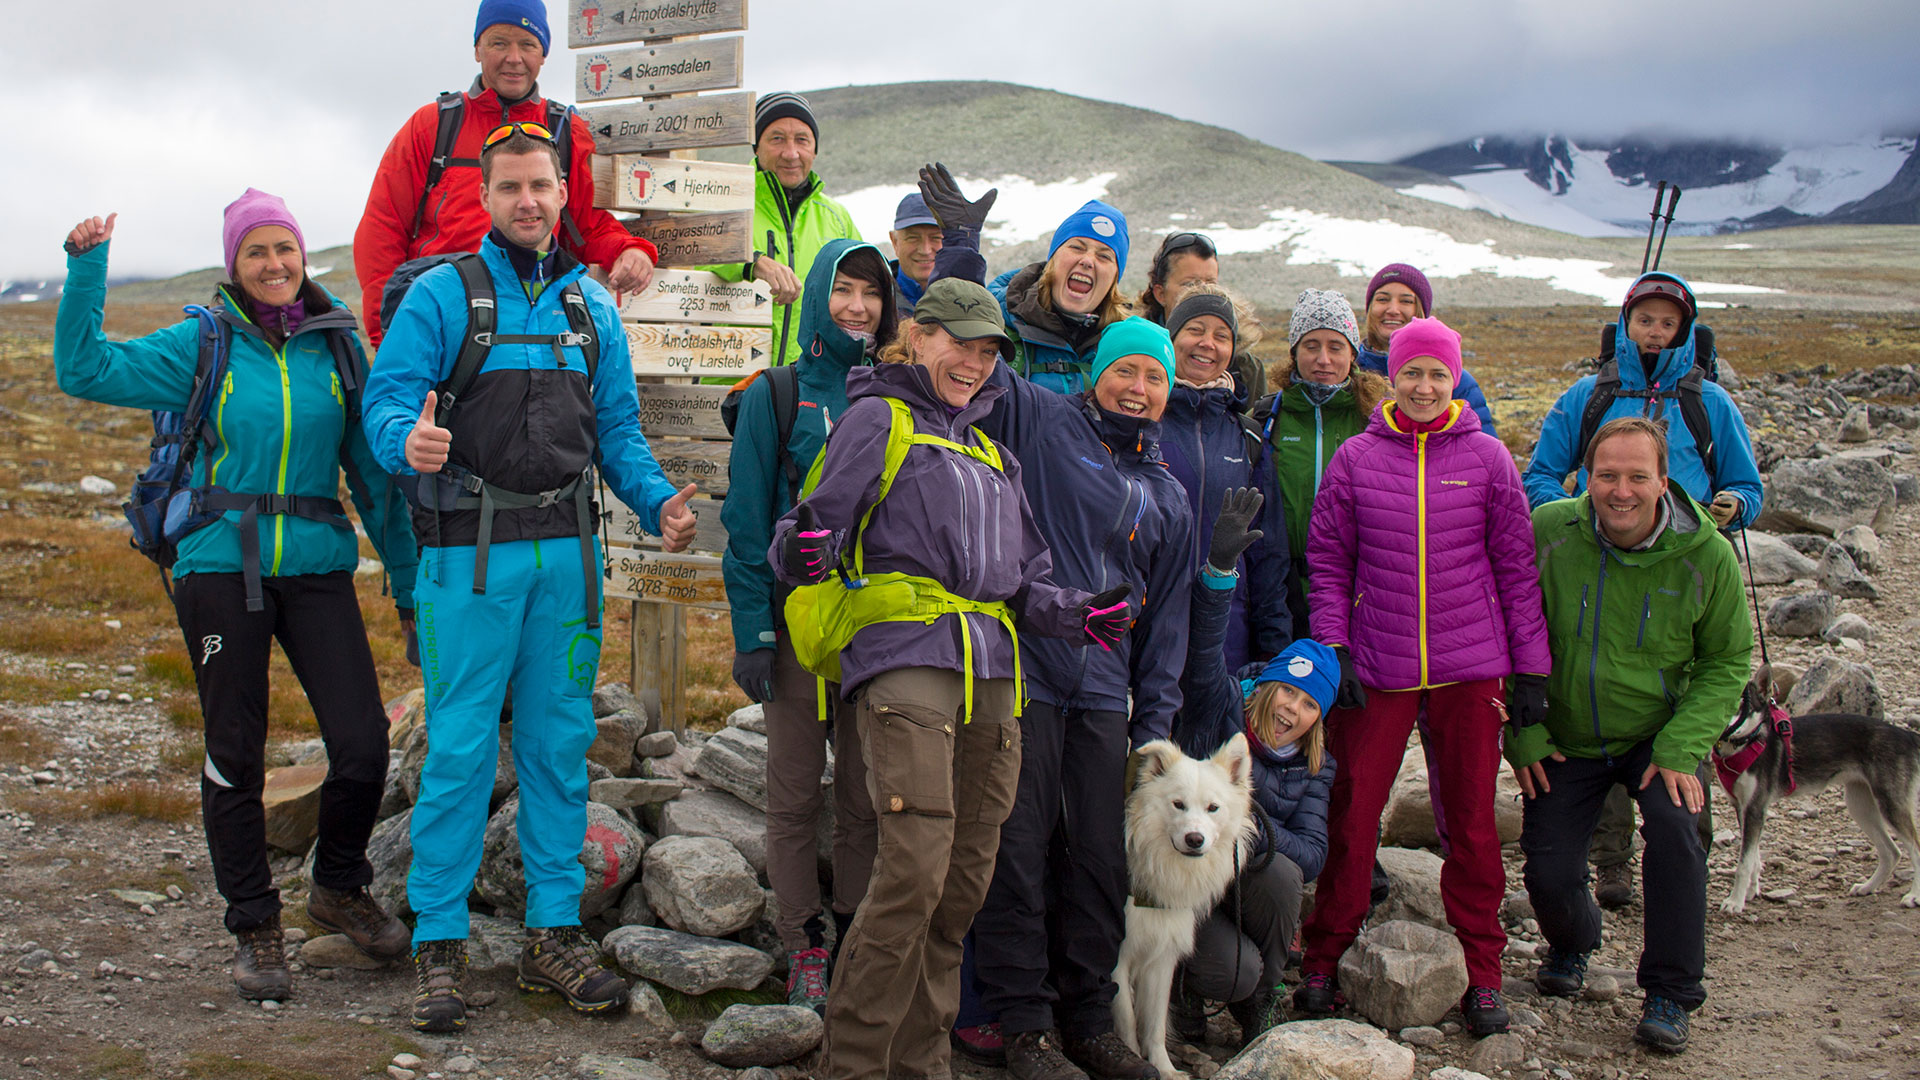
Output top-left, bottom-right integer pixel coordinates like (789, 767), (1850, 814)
(823, 667), (1021, 1080)
(764, 634), (875, 953)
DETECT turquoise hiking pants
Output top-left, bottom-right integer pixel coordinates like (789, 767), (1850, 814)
(408, 538), (603, 944)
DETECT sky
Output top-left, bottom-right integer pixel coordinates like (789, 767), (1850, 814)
(9, 0), (1918, 282)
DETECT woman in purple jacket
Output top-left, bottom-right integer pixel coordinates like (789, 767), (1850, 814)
(769, 276), (1127, 1080)
(1295, 318), (1551, 1037)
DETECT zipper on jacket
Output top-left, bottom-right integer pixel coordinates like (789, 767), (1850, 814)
(272, 342), (294, 575)
(774, 176), (801, 365)
(1636, 593), (1652, 647)
(1312, 403), (1326, 494)
(210, 370), (237, 486)
(1576, 584), (1589, 638)
(1079, 473), (1141, 695)
(1415, 431), (1430, 687)
(1588, 556), (1614, 766)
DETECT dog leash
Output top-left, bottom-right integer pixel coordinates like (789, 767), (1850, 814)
(1738, 528), (1770, 666)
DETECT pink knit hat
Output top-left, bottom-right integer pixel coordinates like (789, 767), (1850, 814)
(222, 188), (306, 281)
(1385, 316), (1462, 384)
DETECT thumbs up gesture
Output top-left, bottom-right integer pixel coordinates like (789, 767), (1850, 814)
(405, 392), (452, 473)
(659, 483), (698, 553)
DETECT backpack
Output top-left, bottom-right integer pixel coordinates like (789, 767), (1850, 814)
(720, 364), (803, 504)
(123, 302), (363, 603)
(415, 91), (584, 247)
(782, 397), (1021, 721)
(1596, 320), (1719, 384)
(1574, 350), (1719, 482)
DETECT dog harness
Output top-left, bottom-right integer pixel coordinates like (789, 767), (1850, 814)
(1711, 703), (1795, 797)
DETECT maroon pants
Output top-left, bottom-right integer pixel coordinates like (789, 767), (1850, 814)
(1302, 679), (1509, 987)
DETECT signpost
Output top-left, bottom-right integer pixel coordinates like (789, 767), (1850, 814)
(572, 0), (758, 730)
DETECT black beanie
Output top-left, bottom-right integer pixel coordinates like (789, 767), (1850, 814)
(755, 92), (818, 146)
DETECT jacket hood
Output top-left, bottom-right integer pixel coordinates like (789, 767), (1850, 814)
(1078, 393), (1164, 461)
(1569, 480), (1717, 565)
(1368, 399), (1482, 442)
(797, 238), (893, 377)
(1613, 272), (1699, 388)
(1169, 376), (1249, 417)
(215, 278), (356, 341)
(846, 362), (1006, 431)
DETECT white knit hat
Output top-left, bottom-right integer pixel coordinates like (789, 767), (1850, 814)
(1287, 289), (1360, 354)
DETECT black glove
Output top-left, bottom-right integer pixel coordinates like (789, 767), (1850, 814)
(400, 611), (419, 669)
(782, 503), (834, 584)
(733, 649), (777, 704)
(1510, 673), (1549, 728)
(1208, 487), (1265, 574)
(1333, 645), (1368, 711)
(917, 162), (997, 244)
(1083, 584), (1135, 651)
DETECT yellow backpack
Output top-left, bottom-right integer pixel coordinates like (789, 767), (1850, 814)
(783, 396), (1022, 721)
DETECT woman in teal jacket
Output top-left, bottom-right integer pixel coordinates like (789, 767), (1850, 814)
(720, 238), (894, 1010)
(55, 192), (417, 1003)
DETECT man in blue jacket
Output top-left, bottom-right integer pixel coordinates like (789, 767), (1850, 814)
(363, 124), (697, 1034)
(1524, 272), (1762, 530)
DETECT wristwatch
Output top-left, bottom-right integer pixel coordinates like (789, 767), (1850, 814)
(743, 250), (764, 281)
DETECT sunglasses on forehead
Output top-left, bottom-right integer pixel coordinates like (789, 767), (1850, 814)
(483, 121), (556, 150)
(1157, 232), (1218, 264)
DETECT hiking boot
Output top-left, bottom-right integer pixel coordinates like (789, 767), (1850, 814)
(1169, 975), (1207, 1044)
(951, 1022), (1008, 1067)
(1292, 971), (1342, 1016)
(307, 883), (409, 961)
(1461, 985), (1510, 1036)
(1005, 1029), (1088, 1080)
(786, 946), (830, 1014)
(411, 939), (468, 1033)
(1634, 995), (1690, 1053)
(1535, 947), (1590, 997)
(517, 926), (629, 1015)
(1228, 985), (1284, 1047)
(1061, 1029), (1156, 1080)
(1594, 861), (1635, 909)
(231, 916), (290, 1001)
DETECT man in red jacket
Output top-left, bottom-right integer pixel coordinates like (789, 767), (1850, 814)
(354, 0), (657, 344)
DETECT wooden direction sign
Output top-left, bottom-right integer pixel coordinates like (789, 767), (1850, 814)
(578, 36), (743, 100)
(618, 268), (770, 326)
(624, 209), (753, 267)
(603, 495), (730, 555)
(569, 0), (749, 49)
(603, 545), (728, 609)
(592, 155), (755, 214)
(635, 436), (732, 496)
(626, 323), (770, 378)
(583, 91), (754, 155)
(635, 382), (733, 438)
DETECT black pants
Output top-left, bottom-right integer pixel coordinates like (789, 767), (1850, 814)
(174, 571), (390, 933)
(1183, 853), (1304, 1003)
(973, 701), (1129, 1038)
(1519, 737), (1708, 1009)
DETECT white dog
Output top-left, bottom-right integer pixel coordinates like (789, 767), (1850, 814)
(1111, 735), (1256, 1080)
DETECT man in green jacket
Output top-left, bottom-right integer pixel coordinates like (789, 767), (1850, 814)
(703, 92), (862, 369)
(1511, 416), (1751, 1057)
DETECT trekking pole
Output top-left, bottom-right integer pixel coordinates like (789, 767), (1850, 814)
(1738, 528), (1771, 666)
(1640, 180), (1667, 273)
(1652, 186), (1682, 272)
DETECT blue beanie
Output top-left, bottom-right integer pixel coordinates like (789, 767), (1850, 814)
(1091, 317), (1174, 386)
(1255, 639), (1340, 716)
(1048, 199), (1130, 277)
(475, 0), (550, 54)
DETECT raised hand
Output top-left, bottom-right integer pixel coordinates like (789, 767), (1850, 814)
(1207, 487), (1265, 574)
(405, 391), (452, 473)
(1083, 584), (1135, 651)
(783, 503), (834, 583)
(659, 483), (699, 553)
(66, 213), (118, 254)
(917, 162), (997, 239)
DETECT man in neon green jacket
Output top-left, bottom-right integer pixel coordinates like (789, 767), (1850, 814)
(1510, 416), (1751, 1057)
(702, 92), (861, 369)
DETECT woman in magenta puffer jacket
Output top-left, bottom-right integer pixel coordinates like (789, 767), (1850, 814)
(1295, 317), (1550, 1038)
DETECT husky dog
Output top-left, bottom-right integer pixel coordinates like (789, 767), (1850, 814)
(1716, 664), (1920, 914)
(1111, 735), (1256, 1080)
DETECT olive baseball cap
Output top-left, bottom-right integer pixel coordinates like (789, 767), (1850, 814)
(915, 278), (1012, 354)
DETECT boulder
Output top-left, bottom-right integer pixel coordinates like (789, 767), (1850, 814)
(297, 933), (387, 970)
(614, 881), (655, 928)
(1766, 592), (1837, 638)
(634, 730), (678, 758)
(641, 835), (763, 937)
(262, 765), (329, 854)
(573, 1054), (671, 1080)
(701, 1004), (824, 1067)
(385, 687), (426, 750)
(1822, 613), (1876, 644)
(692, 726), (772, 811)
(588, 709), (647, 776)
(1217, 1018), (1414, 1080)
(1835, 524), (1883, 573)
(590, 777), (684, 809)
(1381, 746), (1522, 848)
(726, 703), (768, 735)
(627, 981), (675, 1031)
(365, 807), (413, 919)
(639, 737), (702, 786)
(1338, 919), (1469, 1030)
(1818, 544), (1879, 600)
(376, 750), (410, 821)
(1894, 474), (1920, 506)
(593, 682), (642, 720)
(1756, 456), (1895, 535)
(1736, 531), (1818, 585)
(602, 925), (774, 994)
(474, 798), (648, 919)
(1786, 657), (1885, 720)
(464, 912), (529, 974)
(652, 788), (769, 877)
(1467, 1033), (1527, 1075)
(1372, 847), (1448, 931)
(1839, 404), (1872, 442)
(1779, 533), (1833, 558)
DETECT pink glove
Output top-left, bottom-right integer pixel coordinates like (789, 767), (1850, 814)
(784, 503), (834, 584)
(1083, 585), (1135, 651)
